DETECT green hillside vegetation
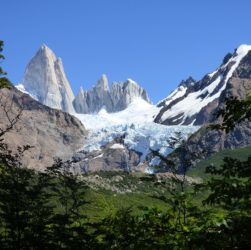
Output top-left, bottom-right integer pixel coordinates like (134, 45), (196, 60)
(79, 172), (171, 221)
(188, 145), (251, 179)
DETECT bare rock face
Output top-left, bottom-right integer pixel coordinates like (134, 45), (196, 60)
(73, 87), (88, 113)
(73, 75), (113, 113)
(70, 138), (143, 173)
(111, 79), (151, 112)
(73, 76), (151, 113)
(0, 87), (86, 170)
(20, 44), (75, 113)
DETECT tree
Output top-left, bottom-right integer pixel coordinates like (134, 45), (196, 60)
(202, 96), (251, 249)
(45, 159), (93, 249)
(0, 40), (11, 89)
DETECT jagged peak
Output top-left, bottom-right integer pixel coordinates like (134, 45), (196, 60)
(222, 44), (251, 67)
(40, 43), (49, 49)
(178, 76), (196, 88)
(126, 78), (138, 85)
(79, 86), (84, 93)
(96, 74), (109, 90)
(39, 43), (54, 53)
(123, 79), (141, 89)
(236, 44), (251, 54)
(76, 86), (85, 98)
(57, 57), (62, 62)
(101, 74), (108, 81)
(36, 44), (57, 62)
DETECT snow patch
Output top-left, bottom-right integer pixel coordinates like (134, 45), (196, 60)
(208, 70), (218, 78)
(110, 144), (125, 149)
(164, 86), (187, 107)
(15, 84), (39, 100)
(92, 154), (104, 160)
(157, 86), (187, 107)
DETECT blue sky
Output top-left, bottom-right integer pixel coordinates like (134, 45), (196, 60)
(2, 0), (251, 103)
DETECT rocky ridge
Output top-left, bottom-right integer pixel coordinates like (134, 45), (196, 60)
(186, 49), (251, 154)
(155, 45), (251, 126)
(73, 75), (151, 113)
(163, 46), (251, 170)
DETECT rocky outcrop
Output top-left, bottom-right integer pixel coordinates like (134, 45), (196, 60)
(155, 45), (251, 126)
(70, 138), (143, 173)
(18, 44), (75, 113)
(111, 79), (150, 112)
(0, 87), (86, 170)
(73, 76), (151, 113)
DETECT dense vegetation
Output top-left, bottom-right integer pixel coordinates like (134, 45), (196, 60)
(0, 40), (250, 249)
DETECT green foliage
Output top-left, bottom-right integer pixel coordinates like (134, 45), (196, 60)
(0, 40), (12, 89)
(0, 77), (12, 89)
(0, 40), (6, 76)
(0, 141), (95, 249)
(211, 96), (251, 132)
(188, 145), (251, 179)
(203, 156), (251, 249)
(201, 97), (251, 249)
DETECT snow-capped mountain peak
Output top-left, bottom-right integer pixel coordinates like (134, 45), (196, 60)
(155, 44), (251, 126)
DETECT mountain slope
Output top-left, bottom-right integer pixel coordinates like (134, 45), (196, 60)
(155, 45), (251, 125)
(17, 44), (75, 113)
(0, 86), (86, 170)
(167, 45), (251, 170)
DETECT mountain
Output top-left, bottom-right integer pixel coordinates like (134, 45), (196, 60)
(0, 86), (86, 170)
(162, 44), (251, 171)
(16, 44), (75, 113)
(155, 45), (251, 126)
(16, 45), (151, 114)
(73, 75), (151, 113)
(10, 43), (251, 173)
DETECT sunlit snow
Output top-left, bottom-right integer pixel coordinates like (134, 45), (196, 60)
(73, 99), (199, 168)
(73, 98), (160, 130)
(15, 84), (39, 101)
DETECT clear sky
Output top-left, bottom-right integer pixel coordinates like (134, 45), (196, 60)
(2, 0), (251, 103)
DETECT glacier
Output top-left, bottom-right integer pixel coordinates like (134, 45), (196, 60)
(74, 98), (199, 171)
